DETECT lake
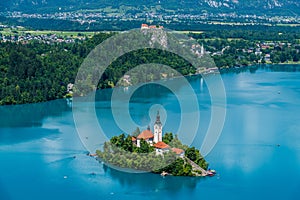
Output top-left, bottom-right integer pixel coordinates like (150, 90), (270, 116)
(0, 65), (300, 200)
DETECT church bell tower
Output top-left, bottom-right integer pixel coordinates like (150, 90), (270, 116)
(154, 111), (162, 143)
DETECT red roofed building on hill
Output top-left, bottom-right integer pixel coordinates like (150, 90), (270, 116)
(133, 111), (185, 157)
(148, 25), (157, 29)
(135, 111), (163, 147)
(141, 24), (164, 30)
(153, 141), (170, 155)
(172, 148), (185, 158)
(153, 141), (169, 149)
(136, 126), (154, 147)
(141, 24), (149, 29)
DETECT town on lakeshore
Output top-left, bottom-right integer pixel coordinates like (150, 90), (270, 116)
(96, 111), (216, 177)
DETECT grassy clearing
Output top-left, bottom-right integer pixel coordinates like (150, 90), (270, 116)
(23, 30), (94, 37)
(0, 28), (97, 38)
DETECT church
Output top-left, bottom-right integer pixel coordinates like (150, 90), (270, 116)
(134, 111), (163, 148)
(132, 111), (184, 157)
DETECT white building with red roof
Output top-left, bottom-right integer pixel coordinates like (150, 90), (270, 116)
(141, 24), (164, 30)
(153, 141), (170, 155)
(135, 111), (163, 147)
(141, 24), (149, 29)
(172, 148), (185, 158)
(136, 126), (154, 147)
(133, 111), (184, 157)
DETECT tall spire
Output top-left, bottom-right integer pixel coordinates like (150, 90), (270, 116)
(155, 110), (162, 125)
(154, 110), (163, 143)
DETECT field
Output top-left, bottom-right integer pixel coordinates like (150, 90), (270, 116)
(0, 27), (99, 38)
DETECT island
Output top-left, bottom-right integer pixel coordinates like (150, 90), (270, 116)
(96, 111), (215, 177)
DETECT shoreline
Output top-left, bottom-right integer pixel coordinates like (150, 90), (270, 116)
(1, 63), (300, 106)
(97, 159), (216, 177)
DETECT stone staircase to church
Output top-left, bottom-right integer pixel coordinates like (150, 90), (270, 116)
(184, 157), (208, 176)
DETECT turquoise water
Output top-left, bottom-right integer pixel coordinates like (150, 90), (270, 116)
(1, 66), (300, 200)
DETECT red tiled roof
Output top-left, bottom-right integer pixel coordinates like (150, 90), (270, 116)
(153, 141), (169, 149)
(132, 137), (137, 141)
(137, 130), (154, 140)
(172, 148), (184, 155)
(141, 24), (149, 28)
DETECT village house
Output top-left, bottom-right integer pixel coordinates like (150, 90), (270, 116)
(171, 148), (185, 158)
(265, 54), (271, 62)
(153, 141), (170, 155)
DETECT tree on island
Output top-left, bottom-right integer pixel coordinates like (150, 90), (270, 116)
(162, 132), (173, 144)
(185, 147), (208, 170)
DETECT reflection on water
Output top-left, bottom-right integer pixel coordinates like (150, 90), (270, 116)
(0, 127), (60, 145)
(0, 100), (70, 128)
(102, 164), (199, 190)
(268, 64), (300, 72)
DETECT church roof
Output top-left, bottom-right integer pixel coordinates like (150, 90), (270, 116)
(137, 130), (154, 140)
(153, 141), (169, 149)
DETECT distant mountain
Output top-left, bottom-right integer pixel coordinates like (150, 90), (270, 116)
(1, 0), (300, 15)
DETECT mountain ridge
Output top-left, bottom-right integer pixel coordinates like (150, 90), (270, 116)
(1, 0), (300, 16)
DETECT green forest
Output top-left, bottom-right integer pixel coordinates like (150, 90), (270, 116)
(1, 29), (300, 105)
(0, 32), (194, 105)
(96, 132), (208, 176)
